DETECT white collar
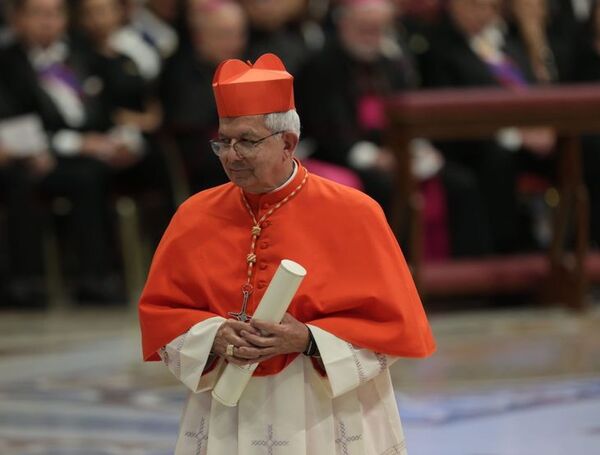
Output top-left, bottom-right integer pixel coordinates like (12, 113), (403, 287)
(28, 41), (68, 70)
(268, 160), (297, 193)
(469, 22), (505, 51)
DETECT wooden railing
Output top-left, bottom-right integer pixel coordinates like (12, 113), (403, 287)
(386, 84), (600, 310)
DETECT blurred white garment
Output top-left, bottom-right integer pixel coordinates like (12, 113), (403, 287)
(110, 27), (162, 81)
(0, 114), (48, 157)
(28, 41), (69, 70)
(347, 139), (444, 180)
(29, 42), (86, 128)
(109, 125), (146, 155)
(130, 7), (178, 59)
(571, 0), (593, 21)
(410, 139), (444, 181)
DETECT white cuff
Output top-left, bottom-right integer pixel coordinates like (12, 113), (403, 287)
(410, 138), (444, 180)
(110, 125), (145, 155)
(307, 325), (396, 398)
(496, 127), (522, 151)
(159, 316), (226, 393)
(348, 140), (379, 170)
(52, 130), (83, 156)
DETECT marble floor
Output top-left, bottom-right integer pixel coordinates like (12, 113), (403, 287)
(0, 302), (599, 455)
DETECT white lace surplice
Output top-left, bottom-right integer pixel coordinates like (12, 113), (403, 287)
(158, 317), (408, 455)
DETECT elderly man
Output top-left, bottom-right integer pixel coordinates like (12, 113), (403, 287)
(422, 0), (557, 253)
(139, 53), (435, 454)
(297, 0), (410, 213)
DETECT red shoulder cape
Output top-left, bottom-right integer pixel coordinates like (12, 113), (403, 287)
(139, 163), (435, 375)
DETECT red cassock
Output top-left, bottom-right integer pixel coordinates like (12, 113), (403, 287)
(139, 162), (436, 376)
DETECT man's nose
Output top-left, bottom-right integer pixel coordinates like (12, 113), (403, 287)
(223, 142), (244, 161)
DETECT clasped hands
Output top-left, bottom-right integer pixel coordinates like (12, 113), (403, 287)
(212, 313), (309, 366)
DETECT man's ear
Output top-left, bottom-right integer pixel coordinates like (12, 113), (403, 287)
(281, 132), (299, 157)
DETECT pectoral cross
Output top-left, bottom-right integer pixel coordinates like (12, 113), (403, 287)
(228, 284), (253, 322)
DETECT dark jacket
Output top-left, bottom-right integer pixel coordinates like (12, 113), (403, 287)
(295, 38), (413, 166)
(0, 40), (114, 135)
(421, 17), (535, 88)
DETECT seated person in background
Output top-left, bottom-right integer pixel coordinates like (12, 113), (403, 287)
(296, 0), (418, 214)
(0, 79), (53, 308)
(421, 0), (557, 253)
(75, 0), (174, 242)
(75, 0), (161, 141)
(0, 0), (147, 302)
(159, 0), (247, 192)
(297, 0), (491, 259)
(96, 0), (163, 84)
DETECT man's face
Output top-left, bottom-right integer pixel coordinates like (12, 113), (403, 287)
(338, 3), (395, 62)
(13, 0), (67, 48)
(190, 4), (247, 65)
(449, 0), (500, 37)
(217, 115), (295, 194)
(79, 0), (123, 44)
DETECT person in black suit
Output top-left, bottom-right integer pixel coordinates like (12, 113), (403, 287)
(0, 74), (53, 308)
(421, 0), (557, 254)
(296, 0), (415, 212)
(159, 0), (247, 193)
(1, 0), (149, 302)
(74, 0), (175, 246)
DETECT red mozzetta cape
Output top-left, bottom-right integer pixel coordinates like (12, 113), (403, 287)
(139, 162), (435, 376)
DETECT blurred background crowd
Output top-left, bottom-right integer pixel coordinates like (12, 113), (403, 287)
(1, 0), (600, 309)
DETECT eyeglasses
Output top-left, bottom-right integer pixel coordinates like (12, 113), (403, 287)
(209, 131), (284, 158)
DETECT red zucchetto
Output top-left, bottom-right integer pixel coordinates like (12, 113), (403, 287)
(212, 53), (295, 118)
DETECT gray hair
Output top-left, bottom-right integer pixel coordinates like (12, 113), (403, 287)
(264, 110), (301, 138)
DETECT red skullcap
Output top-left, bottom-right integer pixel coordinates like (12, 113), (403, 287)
(212, 53), (295, 118)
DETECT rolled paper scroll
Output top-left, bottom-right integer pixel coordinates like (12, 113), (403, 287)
(212, 259), (307, 407)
